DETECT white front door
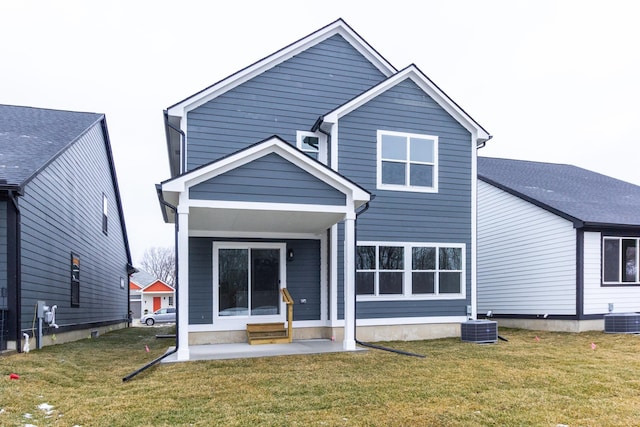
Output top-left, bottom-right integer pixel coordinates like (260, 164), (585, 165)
(213, 242), (286, 325)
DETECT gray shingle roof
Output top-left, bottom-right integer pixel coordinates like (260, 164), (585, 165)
(0, 104), (103, 186)
(131, 270), (158, 287)
(478, 156), (640, 227)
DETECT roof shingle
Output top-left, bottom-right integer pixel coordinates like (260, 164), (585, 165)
(0, 104), (102, 186)
(478, 157), (640, 227)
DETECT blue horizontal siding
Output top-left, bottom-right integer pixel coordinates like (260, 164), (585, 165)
(189, 153), (345, 205)
(18, 124), (129, 331)
(336, 78), (473, 319)
(0, 201), (6, 309)
(186, 34), (387, 170)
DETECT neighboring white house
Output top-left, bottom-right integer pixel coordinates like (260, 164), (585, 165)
(478, 157), (640, 332)
(129, 270), (175, 318)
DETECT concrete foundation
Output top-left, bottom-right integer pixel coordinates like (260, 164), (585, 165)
(14, 321), (128, 351)
(188, 323), (462, 345)
(494, 318), (604, 333)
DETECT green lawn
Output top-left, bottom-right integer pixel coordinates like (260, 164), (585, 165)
(1, 326), (640, 426)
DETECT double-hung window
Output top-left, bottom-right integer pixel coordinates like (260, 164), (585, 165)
(356, 243), (464, 299)
(603, 237), (639, 284)
(377, 130), (438, 192)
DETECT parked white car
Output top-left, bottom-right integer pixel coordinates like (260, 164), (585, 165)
(140, 307), (176, 326)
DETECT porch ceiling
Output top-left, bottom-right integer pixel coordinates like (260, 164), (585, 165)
(188, 206), (345, 234)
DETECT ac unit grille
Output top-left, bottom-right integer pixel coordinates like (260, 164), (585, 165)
(461, 320), (498, 343)
(604, 313), (640, 334)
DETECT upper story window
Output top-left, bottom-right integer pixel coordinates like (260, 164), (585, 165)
(297, 131), (327, 164)
(356, 242), (464, 300)
(102, 193), (108, 235)
(377, 130), (438, 192)
(603, 237), (639, 285)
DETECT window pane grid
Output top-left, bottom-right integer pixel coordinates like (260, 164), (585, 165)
(357, 244), (463, 297)
(379, 131), (436, 190)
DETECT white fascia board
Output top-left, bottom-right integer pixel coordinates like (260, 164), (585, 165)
(189, 199), (350, 214)
(323, 65), (490, 142)
(166, 20), (396, 118)
(162, 137), (369, 203)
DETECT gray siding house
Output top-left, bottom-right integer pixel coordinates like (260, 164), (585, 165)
(158, 19), (490, 360)
(478, 157), (640, 332)
(0, 105), (133, 351)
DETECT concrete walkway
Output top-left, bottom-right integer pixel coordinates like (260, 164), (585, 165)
(160, 339), (365, 363)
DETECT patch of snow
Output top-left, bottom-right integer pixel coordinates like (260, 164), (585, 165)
(23, 413), (33, 419)
(37, 403), (53, 412)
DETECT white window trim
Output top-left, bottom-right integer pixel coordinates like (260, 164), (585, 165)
(356, 241), (465, 301)
(376, 130), (438, 193)
(296, 130), (327, 164)
(602, 236), (640, 285)
(212, 242), (287, 329)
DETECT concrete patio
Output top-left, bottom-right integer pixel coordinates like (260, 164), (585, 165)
(160, 339), (366, 363)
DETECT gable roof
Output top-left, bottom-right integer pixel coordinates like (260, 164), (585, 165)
(163, 19), (397, 177)
(316, 64), (490, 144)
(0, 104), (103, 187)
(130, 269), (157, 287)
(0, 104), (133, 267)
(158, 135), (371, 231)
(478, 157), (640, 228)
(144, 281), (175, 293)
(161, 135), (370, 201)
(166, 19), (396, 118)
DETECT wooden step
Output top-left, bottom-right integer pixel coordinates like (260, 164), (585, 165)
(247, 323), (290, 345)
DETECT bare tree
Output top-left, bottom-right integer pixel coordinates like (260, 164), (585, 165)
(140, 247), (176, 287)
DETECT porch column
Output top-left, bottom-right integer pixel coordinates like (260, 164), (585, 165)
(343, 213), (356, 351)
(176, 204), (190, 361)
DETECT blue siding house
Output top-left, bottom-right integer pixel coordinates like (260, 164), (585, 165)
(158, 19), (490, 360)
(0, 105), (133, 351)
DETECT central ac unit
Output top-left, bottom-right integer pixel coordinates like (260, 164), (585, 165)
(461, 320), (498, 344)
(604, 313), (640, 334)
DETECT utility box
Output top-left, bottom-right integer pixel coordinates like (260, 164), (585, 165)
(461, 320), (498, 344)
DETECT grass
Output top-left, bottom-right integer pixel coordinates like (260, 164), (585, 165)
(1, 327), (640, 426)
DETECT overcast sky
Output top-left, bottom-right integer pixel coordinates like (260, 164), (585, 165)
(2, 0), (639, 265)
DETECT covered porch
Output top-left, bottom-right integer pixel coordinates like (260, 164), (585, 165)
(158, 136), (370, 361)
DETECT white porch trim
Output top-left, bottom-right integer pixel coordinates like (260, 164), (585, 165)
(176, 201), (190, 361)
(343, 213), (356, 350)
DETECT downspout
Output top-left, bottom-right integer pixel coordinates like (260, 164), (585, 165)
(352, 196), (425, 358)
(123, 193), (179, 382)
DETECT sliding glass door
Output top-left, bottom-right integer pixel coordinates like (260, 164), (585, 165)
(215, 243), (285, 318)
